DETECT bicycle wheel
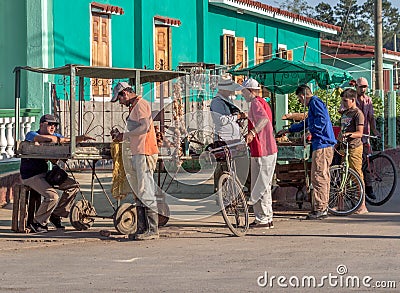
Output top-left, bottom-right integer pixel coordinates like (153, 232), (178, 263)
(328, 166), (364, 216)
(363, 153), (397, 206)
(217, 172), (249, 236)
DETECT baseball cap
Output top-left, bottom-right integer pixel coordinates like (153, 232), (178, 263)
(356, 77), (369, 87)
(242, 78), (261, 90)
(111, 82), (132, 102)
(39, 114), (59, 124)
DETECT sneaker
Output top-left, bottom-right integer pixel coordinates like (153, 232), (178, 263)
(249, 221), (269, 229)
(365, 186), (376, 200)
(50, 214), (65, 229)
(135, 231), (159, 240)
(30, 222), (48, 233)
(305, 210), (328, 220)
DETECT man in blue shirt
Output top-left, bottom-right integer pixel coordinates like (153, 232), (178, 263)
(20, 114), (93, 233)
(278, 85), (336, 219)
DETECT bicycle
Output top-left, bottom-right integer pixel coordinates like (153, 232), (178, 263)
(207, 141), (249, 236)
(362, 135), (397, 206)
(328, 135), (364, 216)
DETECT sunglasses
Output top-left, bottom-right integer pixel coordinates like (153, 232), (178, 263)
(45, 122), (58, 127)
(118, 90), (125, 97)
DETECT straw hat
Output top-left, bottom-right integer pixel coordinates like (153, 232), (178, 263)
(217, 75), (243, 91)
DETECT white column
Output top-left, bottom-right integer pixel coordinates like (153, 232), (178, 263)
(20, 117), (27, 141)
(24, 117), (34, 136)
(0, 118), (7, 159)
(5, 117), (15, 157)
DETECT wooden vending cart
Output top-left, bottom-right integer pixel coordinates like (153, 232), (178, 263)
(13, 64), (186, 234)
(275, 141), (312, 209)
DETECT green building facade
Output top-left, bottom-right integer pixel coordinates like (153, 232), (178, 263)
(1, 0), (339, 113)
(0, 0), (341, 196)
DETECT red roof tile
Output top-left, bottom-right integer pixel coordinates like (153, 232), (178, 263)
(229, 0), (341, 32)
(91, 2), (124, 15)
(321, 39), (400, 57)
(154, 16), (181, 27)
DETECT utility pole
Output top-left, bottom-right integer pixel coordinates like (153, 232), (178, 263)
(374, 0), (383, 90)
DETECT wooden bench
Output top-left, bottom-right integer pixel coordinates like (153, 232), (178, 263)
(11, 184), (41, 233)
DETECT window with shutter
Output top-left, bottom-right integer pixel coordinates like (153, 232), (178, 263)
(287, 50), (293, 61)
(235, 37), (245, 67)
(255, 42), (272, 64)
(222, 35), (247, 68)
(278, 48), (287, 59)
(278, 45), (292, 60)
(91, 13), (110, 97)
(222, 34), (236, 66)
(383, 69), (390, 92)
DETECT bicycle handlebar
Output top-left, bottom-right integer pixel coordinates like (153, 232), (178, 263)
(362, 134), (379, 139)
(208, 141), (245, 153)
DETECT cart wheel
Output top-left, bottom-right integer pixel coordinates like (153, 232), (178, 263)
(113, 203), (137, 235)
(157, 202), (170, 227)
(69, 200), (96, 231)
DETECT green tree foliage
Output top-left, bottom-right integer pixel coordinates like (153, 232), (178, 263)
(333, 0), (362, 43)
(278, 0), (314, 17)
(314, 2), (335, 24)
(360, 0), (400, 50)
(281, 0), (400, 50)
(287, 88), (384, 127)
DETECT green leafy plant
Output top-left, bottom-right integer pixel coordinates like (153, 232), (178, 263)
(288, 88), (383, 124)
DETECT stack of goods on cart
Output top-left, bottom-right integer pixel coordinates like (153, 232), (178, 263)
(276, 112), (310, 145)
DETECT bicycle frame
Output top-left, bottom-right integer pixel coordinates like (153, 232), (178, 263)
(336, 137), (351, 191)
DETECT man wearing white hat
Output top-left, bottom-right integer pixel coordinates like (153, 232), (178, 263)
(242, 78), (277, 229)
(355, 77), (380, 205)
(210, 75), (248, 190)
(210, 75), (246, 141)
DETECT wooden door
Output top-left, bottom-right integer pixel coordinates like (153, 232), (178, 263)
(155, 26), (171, 98)
(92, 13), (110, 97)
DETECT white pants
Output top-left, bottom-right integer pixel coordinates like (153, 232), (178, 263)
(128, 154), (158, 210)
(249, 153), (277, 224)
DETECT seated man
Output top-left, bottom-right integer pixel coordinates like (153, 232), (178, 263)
(20, 114), (93, 233)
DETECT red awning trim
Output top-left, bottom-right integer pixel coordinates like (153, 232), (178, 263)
(322, 39), (400, 57)
(154, 15), (181, 27)
(210, 0), (341, 33)
(91, 2), (124, 15)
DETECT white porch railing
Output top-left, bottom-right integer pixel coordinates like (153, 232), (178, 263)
(0, 116), (36, 160)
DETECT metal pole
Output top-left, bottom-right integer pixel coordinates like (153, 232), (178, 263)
(302, 42), (308, 61)
(394, 34), (398, 89)
(78, 76), (84, 136)
(14, 68), (21, 147)
(374, 0), (384, 90)
(70, 65), (76, 157)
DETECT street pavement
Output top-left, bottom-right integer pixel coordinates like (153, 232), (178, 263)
(0, 170), (399, 292)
